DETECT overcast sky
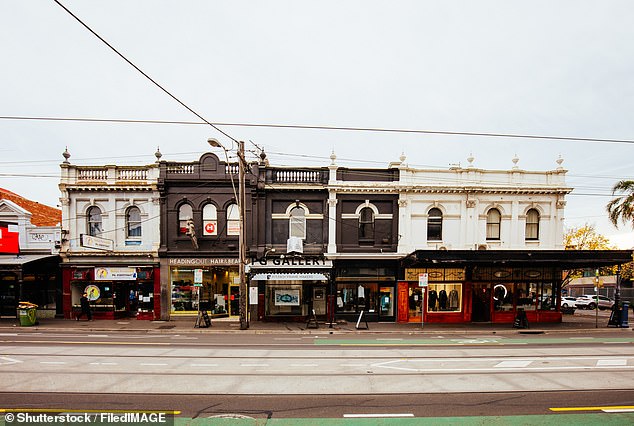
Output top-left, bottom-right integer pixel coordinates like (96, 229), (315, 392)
(2, 1), (633, 248)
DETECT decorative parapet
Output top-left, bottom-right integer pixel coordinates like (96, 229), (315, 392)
(61, 164), (159, 187)
(266, 168), (328, 185)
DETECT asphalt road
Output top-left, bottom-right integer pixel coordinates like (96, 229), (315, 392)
(2, 329), (634, 423)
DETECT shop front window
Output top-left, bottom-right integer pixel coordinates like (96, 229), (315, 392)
(379, 286), (394, 317)
(266, 284), (304, 316)
(336, 283), (378, 314)
(494, 283), (514, 311)
(516, 282), (537, 311)
(538, 282), (555, 311)
(170, 266), (236, 315)
(427, 283), (462, 312)
(408, 286), (423, 318)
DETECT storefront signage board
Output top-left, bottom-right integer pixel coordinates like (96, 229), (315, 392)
(249, 258), (333, 268)
(252, 273), (328, 281)
(95, 267), (137, 281)
(169, 258), (239, 266)
(81, 234), (114, 251)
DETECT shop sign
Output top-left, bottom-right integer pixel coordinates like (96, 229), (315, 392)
(95, 267), (137, 281)
(203, 220), (217, 236)
(84, 284), (101, 301)
(249, 258), (332, 268)
(0, 225), (19, 254)
(252, 273), (328, 281)
(418, 273), (428, 287)
(81, 234), (114, 251)
(194, 268), (203, 285)
(169, 257), (239, 266)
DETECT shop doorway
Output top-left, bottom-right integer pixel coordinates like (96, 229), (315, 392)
(0, 281), (18, 317)
(312, 287), (326, 316)
(379, 286), (394, 320)
(408, 285), (423, 322)
(229, 285), (240, 317)
(472, 283), (491, 322)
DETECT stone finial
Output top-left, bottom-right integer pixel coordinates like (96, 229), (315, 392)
(330, 150), (337, 166)
(556, 155), (564, 170)
(155, 147), (162, 162)
(259, 148), (267, 165)
(62, 147), (71, 164)
(399, 152), (406, 163)
(467, 153), (474, 168)
(512, 154), (519, 169)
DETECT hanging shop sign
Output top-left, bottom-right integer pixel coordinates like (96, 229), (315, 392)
(94, 267), (137, 281)
(84, 284), (101, 301)
(81, 234), (114, 251)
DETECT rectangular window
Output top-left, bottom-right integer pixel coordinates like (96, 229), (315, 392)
(265, 284), (305, 316)
(426, 283), (462, 313)
(336, 283), (378, 314)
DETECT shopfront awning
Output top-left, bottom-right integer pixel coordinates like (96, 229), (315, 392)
(251, 273), (328, 281)
(0, 254), (59, 266)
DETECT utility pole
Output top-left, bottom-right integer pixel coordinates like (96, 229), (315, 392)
(208, 138), (249, 330)
(237, 140), (248, 330)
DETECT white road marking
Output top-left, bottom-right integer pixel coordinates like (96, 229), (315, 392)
(0, 333), (18, 336)
(495, 360), (532, 368)
(597, 359), (627, 366)
(87, 334), (109, 337)
(344, 413), (414, 418)
(0, 356), (23, 365)
(40, 361), (66, 365)
(603, 409), (634, 413)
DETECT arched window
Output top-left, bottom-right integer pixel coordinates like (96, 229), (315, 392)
(126, 206), (142, 238)
(289, 206), (306, 239)
(525, 209), (540, 240)
(427, 208), (443, 241)
(87, 206), (102, 236)
(226, 203), (240, 236)
(202, 204), (218, 236)
(486, 208), (501, 240)
(178, 204), (193, 235)
(358, 207), (375, 243)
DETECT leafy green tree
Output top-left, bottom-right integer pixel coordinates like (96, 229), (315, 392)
(607, 180), (634, 229)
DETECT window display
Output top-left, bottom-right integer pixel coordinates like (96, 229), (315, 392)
(427, 283), (462, 312)
(266, 284), (304, 316)
(494, 283), (514, 312)
(170, 266), (236, 315)
(336, 283), (378, 314)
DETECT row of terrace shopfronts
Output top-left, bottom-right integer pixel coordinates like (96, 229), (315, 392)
(59, 249), (632, 323)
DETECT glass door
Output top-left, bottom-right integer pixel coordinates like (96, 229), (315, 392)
(472, 283), (491, 322)
(229, 285), (240, 317)
(408, 285), (423, 322)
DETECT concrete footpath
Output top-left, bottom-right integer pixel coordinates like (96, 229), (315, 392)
(0, 309), (631, 335)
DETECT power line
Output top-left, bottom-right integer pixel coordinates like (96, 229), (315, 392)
(51, 0), (237, 145)
(4, 114), (634, 145)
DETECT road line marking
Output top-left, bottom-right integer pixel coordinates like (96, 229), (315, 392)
(551, 405), (634, 412)
(87, 334), (109, 337)
(495, 360), (532, 368)
(344, 413), (414, 418)
(597, 359), (627, 366)
(40, 361), (66, 365)
(140, 363), (168, 366)
(0, 333), (18, 336)
(603, 409), (634, 413)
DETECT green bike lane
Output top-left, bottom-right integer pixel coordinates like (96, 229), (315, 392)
(174, 413), (634, 425)
(313, 335), (634, 346)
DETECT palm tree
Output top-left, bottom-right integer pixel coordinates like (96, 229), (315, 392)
(606, 180), (634, 228)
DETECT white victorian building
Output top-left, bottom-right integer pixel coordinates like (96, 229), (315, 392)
(58, 148), (162, 320)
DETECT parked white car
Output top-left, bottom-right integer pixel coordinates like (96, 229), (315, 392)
(575, 295), (614, 310)
(561, 297), (578, 308)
